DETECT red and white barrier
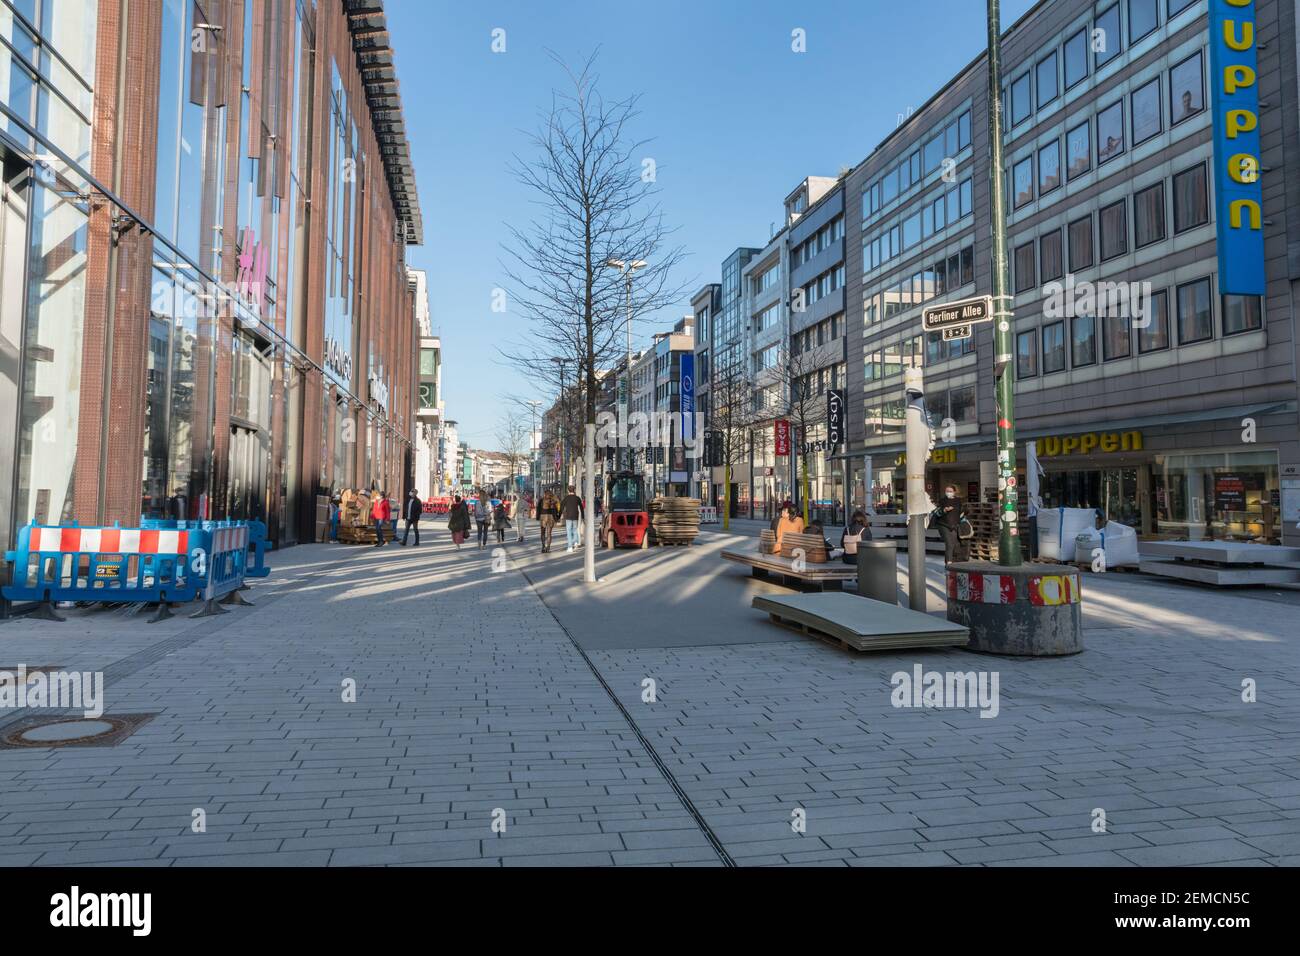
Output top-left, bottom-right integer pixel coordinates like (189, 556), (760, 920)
(33, 527), (190, 556)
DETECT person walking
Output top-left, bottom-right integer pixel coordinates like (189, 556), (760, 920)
(401, 488), (423, 546)
(473, 492), (491, 549)
(513, 493), (527, 544)
(371, 490), (391, 548)
(492, 497), (510, 544)
(560, 485), (584, 553)
(931, 484), (965, 565)
(447, 494), (470, 549)
(536, 490), (560, 553)
(840, 509), (871, 565)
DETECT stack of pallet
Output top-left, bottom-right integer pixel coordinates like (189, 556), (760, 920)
(649, 497), (700, 545)
(963, 494), (1028, 562)
(337, 492), (395, 545)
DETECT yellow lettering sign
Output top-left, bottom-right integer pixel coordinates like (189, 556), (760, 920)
(1223, 19), (1254, 51)
(1223, 64), (1256, 93)
(1037, 431), (1143, 456)
(1230, 198), (1262, 229)
(1226, 109), (1257, 138)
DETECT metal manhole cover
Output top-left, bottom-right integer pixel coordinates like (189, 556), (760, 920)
(0, 713), (157, 749)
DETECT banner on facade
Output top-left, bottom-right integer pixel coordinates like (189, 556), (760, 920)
(1209, 0), (1265, 295)
(774, 420), (790, 457)
(680, 353), (695, 440)
(826, 389), (845, 447)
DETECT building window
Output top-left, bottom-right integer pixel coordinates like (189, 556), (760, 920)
(1169, 0), (1196, 17)
(1042, 321), (1066, 373)
(1173, 163), (1209, 232)
(1037, 52), (1059, 108)
(1038, 140), (1061, 195)
(1011, 71), (1032, 126)
(1177, 277), (1213, 344)
(1170, 51), (1205, 125)
(1095, 4), (1122, 68)
(1100, 200), (1128, 261)
(1131, 77), (1162, 145)
(1103, 310), (1131, 360)
(1014, 241), (1037, 293)
(1013, 156), (1034, 208)
(1097, 100), (1125, 165)
(1223, 294), (1263, 336)
(961, 246), (974, 285)
(1067, 120), (1091, 180)
(1134, 182), (1166, 248)
(1138, 288), (1170, 352)
(1017, 328), (1039, 378)
(1040, 229), (1064, 282)
(1069, 215), (1093, 271)
(1072, 315), (1098, 367)
(1064, 27), (1089, 89)
(949, 385), (977, 423)
(1131, 0), (1160, 41)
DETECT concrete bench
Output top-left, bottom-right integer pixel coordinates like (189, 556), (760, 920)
(721, 546), (857, 591)
(753, 592), (970, 652)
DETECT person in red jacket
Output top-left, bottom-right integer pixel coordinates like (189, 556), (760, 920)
(371, 491), (391, 548)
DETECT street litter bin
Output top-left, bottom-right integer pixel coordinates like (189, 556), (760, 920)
(856, 540), (898, 604)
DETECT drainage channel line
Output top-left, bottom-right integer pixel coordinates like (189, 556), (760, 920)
(516, 561), (736, 868)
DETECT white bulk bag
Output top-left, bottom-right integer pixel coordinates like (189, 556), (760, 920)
(1073, 521), (1139, 568)
(1036, 507), (1098, 561)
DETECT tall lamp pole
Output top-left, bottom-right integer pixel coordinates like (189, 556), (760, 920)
(527, 398), (542, 511)
(606, 259), (646, 473)
(987, 0), (1022, 566)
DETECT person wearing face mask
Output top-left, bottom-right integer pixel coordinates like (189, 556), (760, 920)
(932, 485), (965, 565)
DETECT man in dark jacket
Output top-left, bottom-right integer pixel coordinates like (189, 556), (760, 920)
(932, 485), (964, 565)
(401, 489), (423, 546)
(560, 485), (584, 553)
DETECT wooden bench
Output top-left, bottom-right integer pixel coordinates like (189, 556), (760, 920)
(721, 546), (857, 591)
(781, 531), (830, 563)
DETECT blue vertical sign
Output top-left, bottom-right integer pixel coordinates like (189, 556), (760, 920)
(679, 353), (695, 440)
(1209, 0), (1265, 295)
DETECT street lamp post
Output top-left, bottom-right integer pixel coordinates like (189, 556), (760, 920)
(986, 0), (1022, 567)
(606, 259), (646, 474)
(527, 398), (542, 527)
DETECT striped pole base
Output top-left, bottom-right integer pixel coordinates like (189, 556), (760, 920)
(945, 561), (1083, 656)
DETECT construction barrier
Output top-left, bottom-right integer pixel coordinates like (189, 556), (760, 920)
(699, 506), (719, 525)
(190, 523), (252, 618)
(2, 522), (199, 623)
(141, 517), (271, 579)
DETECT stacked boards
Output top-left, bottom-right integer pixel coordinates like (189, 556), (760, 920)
(649, 497), (700, 545)
(337, 492), (396, 545)
(780, 531), (830, 563)
(963, 498), (1028, 562)
(753, 592), (970, 653)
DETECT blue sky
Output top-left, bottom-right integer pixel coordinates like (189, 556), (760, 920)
(387, 0), (1038, 447)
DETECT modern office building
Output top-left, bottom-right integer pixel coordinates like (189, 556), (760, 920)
(841, 0), (1298, 546)
(410, 269), (442, 498)
(0, 0), (424, 585)
(689, 283), (720, 500)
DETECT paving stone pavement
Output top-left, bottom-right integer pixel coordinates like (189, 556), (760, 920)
(1, 532), (1298, 867)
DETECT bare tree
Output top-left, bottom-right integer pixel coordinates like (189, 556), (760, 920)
(499, 51), (691, 581)
(772, 337), (839, 524)
(494, 409), (532, 496)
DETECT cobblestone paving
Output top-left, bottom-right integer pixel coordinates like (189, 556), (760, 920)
(1, 534), (1297, 866)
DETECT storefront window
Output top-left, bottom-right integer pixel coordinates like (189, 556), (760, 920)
(1154, 451), (1279, 543)
(13, 175), (87, 527)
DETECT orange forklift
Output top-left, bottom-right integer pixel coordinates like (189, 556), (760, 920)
(601, 471), (650, 549)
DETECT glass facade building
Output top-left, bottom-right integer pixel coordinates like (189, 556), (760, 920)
(0, 0), (423, 608)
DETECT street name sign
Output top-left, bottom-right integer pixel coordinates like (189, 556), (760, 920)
(922, 295), (994, 334)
